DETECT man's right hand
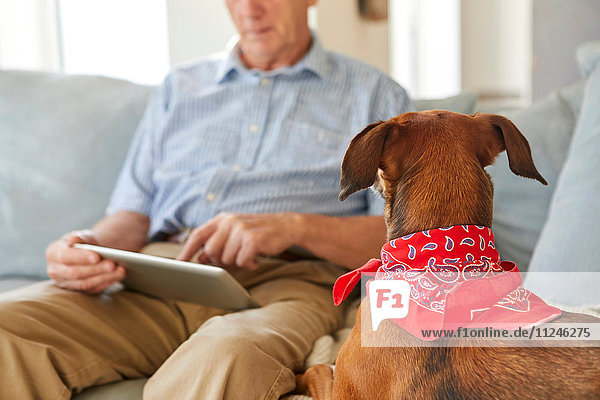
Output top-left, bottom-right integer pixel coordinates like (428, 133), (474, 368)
(46, 230), (126, 294)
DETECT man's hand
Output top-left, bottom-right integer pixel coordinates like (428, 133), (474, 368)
(177, 212), (305, 270)
(46, 230), (126, 294)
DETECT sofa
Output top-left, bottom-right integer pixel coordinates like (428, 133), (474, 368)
(1, 41), (598, 399)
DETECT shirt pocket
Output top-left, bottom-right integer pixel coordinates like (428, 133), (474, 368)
(270, 121), (347, 168)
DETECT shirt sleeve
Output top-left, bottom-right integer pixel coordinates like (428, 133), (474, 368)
(371, 75), (415, 122)
(366, 75), (414, 215)
(105, 77), (171, 216)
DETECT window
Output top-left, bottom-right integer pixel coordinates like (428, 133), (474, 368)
(58, 0), (170, 85)
(0, 0), (61, 71)
(390, 0), (461, 99)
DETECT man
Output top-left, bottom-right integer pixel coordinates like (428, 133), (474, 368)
(0, 0), (411, 399)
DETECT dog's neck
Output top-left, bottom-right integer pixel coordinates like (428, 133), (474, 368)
(384, 160), (494, 241)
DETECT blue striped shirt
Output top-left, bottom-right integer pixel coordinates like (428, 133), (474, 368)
(107, 35), (413, 237)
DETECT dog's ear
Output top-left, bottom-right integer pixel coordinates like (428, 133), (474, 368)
(476, 113), (547, 185)
(339, 121), (392, 201)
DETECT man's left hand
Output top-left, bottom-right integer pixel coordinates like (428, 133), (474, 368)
(177, 212), (305, 270)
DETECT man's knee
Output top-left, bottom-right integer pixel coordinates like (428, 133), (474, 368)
(146, 326), (296, 400)
(209, 334), (262, 361)
(193, 318), (276, 362)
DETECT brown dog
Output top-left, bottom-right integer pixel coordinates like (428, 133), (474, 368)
(296, 111), (600, 399)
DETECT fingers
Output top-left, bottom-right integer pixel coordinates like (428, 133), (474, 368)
(236, 241), (259, 270)
(47, 243), (101, 266)
(48, 259), (116, 281)
(197, 252), (211, 264)
(177, 223), (217, 261)
(202, 225), (233, 264)
(47, 231), (101, 265)
(54, 265), (126, 294)
(179, 214), (260, 269)
(63, 229), (99, 246)
(46, 230), (124, 294)
(177, 212), (295, 270)
(220, 230), (243, 266)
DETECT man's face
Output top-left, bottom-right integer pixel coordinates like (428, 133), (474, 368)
(225, 0), (316, 66)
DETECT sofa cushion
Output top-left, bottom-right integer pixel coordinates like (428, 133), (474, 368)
(524, 42), (600, 306)
(413, 92), (477, 114)
(576, 41), (600, 78)
(73, 378), (145, 400)
(71, 378), (312, 400)
(487, 90), (578, 270)
(0, 277), (40, 292)
(558, 79), (586, 120)
(0, 70), (153, 278)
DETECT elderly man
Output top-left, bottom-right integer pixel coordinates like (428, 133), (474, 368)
(0, 0), (411, 399)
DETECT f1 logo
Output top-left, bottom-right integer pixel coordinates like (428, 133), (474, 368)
(368, 280), (410, 331)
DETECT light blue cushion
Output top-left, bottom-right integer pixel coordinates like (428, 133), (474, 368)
(73, 378), (145, 400)
(0, 70), (153, 278)
(0, 277), (40, 292)
(414, 92), (477, 114)
(488, 90), (578, 269)
(576, 41), (600, 78)
(524, 43), (600, 306)
(558, 79), (586, 119)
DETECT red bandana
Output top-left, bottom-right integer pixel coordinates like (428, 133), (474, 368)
(333, 225), (561, 340)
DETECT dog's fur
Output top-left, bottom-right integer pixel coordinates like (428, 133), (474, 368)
(296, 111), (600, 399)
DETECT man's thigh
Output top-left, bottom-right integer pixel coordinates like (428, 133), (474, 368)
(146, 265), (346, 400)
(0, 280), (221, 395)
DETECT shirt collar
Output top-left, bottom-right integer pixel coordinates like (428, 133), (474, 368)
(215, 31), (332, 84)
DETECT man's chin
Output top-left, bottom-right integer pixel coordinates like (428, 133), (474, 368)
(240, 44), (282, 67)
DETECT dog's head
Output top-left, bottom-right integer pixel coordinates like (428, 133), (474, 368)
(339, 110), (546, 239)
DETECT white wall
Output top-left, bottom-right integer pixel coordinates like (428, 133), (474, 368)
(390, 0), (461, 99)
(315, 0), (389, 74)
(166, 0), (236, 65)
(0, 0), (61, 71)
(533, 0), (600, 99)
(461, 0), (532, 106)
(59, 0), (170, 85)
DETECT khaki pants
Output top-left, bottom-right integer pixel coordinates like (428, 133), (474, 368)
(0, 243), (347, 400)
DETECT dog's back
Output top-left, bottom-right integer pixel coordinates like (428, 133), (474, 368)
(333, 299), (599, 400)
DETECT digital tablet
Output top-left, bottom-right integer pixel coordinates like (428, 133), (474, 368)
(73, 243), (258, 310)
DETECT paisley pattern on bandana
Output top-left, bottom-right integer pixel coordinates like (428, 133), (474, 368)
(332, 225), (562, 340)
(376, 226), (505, 314)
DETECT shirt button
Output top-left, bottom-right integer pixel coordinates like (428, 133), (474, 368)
(206, 192), (216, 202)
(250, 124), (259, 133)
(261, 78), (270, 86)
(232, 165), (243, 171)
